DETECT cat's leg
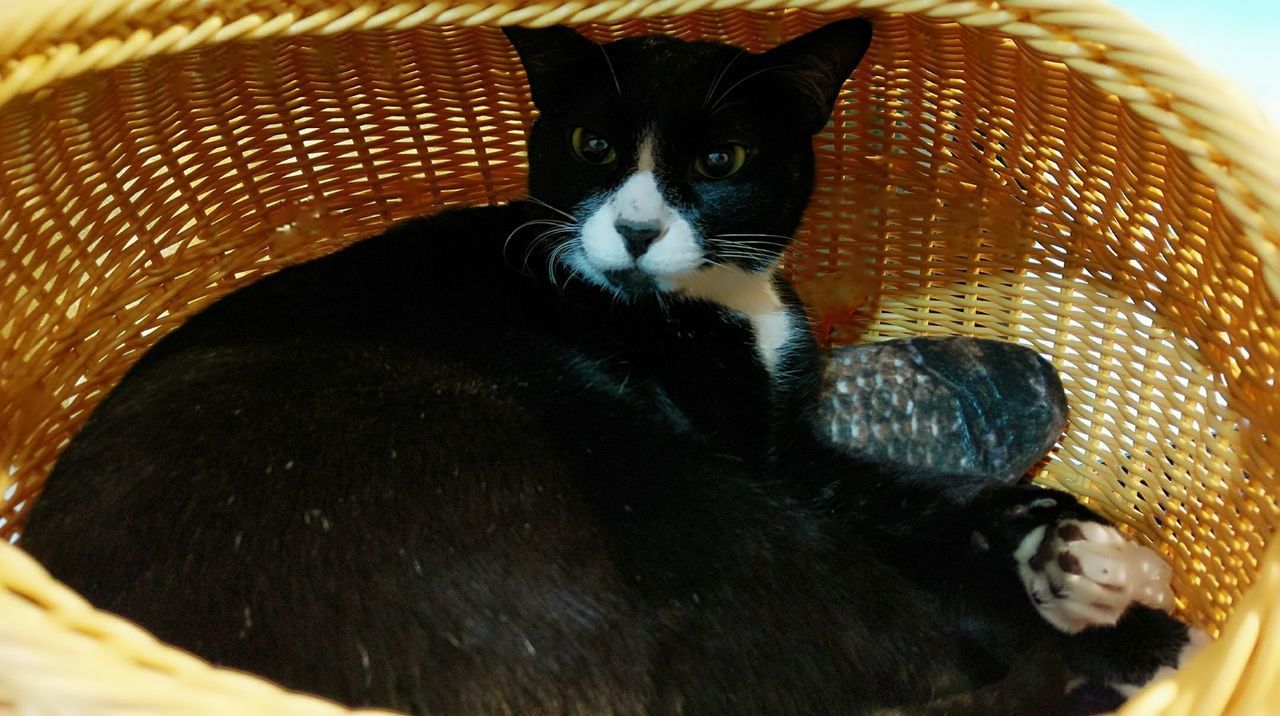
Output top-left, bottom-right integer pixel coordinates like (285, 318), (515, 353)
(824, 471), (1203, 702)
(964, 485), (1209, 701)
(1009, 498), (1172, 633)
(869, 648), (1071, 716)
(790, 434), (1204, 706)
(1061, 604), (1211, 704)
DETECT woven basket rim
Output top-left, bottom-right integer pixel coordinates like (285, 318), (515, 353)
(1, 0), (1279, 301)
(3, 1), (1280, 714)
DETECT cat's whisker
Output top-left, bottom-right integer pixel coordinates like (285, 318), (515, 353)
(504, 219), (555, 259)
(716, 245), (783, 256)
(718, 261), (776, 271)
(714, 248), (777, 263)
(654, 290), (671, 318)
(598, 45), (622, 96)
(526, 224), (576, 241)
(713, 233), (794, 242)
(545, 241), (581, 292)
(703, 50), (745, 107)
(710, 243), (788, 259)
(526, 196), (579, 223)
(543, 241), (567, 280)
(505, 218), (574, 244)
(709, 62), (803, 112)
(709, 239), (785, 257)
(714, 250), (781, 260)
(714, 244), (776, 255)
(504, 220), (575, 274)
(714, 259), (774, 271)
(562, 258), (594, 296)
(708, 247), (783, 261)
(708, 99), (749, 120)
(522, 228), (575, 274)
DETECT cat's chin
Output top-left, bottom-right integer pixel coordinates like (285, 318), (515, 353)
(603, 268), (660, 296)
(560, 248), (679, 300)
(561, 246), (769, 303)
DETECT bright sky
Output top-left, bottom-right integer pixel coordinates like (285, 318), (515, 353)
(1109, 0), (1280, 124)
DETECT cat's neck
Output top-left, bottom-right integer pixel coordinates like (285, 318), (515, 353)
(669, 265), (802, 375)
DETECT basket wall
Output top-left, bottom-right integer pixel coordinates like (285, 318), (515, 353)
(1, 2), (1279, 714)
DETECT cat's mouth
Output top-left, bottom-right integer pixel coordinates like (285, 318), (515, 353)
(563, 225), (706, 298)
(603, 268), (659, 295)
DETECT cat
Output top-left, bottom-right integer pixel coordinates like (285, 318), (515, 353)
(21, 19), (1201, 715)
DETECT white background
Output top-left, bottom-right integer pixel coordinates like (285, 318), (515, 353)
(1109, 0), (1279, 123)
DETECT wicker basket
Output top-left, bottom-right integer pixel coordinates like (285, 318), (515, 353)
(1, 0), (1278, 713)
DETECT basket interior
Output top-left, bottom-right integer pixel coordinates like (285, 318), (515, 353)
(1, 9), (1278, 632)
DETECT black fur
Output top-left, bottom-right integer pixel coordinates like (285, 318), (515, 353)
(22, 20), (1191, 714)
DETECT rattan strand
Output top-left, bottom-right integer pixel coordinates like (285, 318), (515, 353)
(1, 2), (1278, 714)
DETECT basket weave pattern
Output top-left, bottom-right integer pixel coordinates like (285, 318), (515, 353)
(2, 1), (1279, 714)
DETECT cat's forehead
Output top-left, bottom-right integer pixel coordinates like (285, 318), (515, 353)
(603, 36), (743, 105)
(560, 36), (760, 143)
(608, 36), (736, 69)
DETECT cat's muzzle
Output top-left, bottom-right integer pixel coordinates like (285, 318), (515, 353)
(604, 268), (659, 295)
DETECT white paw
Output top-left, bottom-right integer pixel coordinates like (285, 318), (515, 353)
(1015, 519), (1175, 634)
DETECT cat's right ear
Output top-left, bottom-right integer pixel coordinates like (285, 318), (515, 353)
(503, 26), (599, 109)
(756, 18), (874, 133)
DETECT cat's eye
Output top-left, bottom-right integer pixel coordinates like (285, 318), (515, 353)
(694, 145), (748, 179)
(571, 127), (617, 165)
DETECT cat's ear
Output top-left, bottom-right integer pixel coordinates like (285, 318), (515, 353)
(503, 25), (599, 109)
(757, 18), (873, 133)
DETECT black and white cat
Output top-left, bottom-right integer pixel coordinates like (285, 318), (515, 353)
(22, 19), (1201, 715)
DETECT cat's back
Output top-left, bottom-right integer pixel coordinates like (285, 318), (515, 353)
(21, 199), (863, 714)
(135, 202), (541, 353)
(22, 202), (670, 703)
(25, 201), (556, 528)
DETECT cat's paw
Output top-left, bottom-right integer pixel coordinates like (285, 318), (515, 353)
(1015, 519), (1174, 634)
(1111, 626), (1211, 698)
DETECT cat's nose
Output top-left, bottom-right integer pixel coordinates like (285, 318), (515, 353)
(616, 221), (665, 258)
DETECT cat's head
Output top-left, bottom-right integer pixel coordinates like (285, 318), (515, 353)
(504, 19), (873, 299)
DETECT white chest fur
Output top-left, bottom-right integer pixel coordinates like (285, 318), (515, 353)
(670, 266), (797, 374)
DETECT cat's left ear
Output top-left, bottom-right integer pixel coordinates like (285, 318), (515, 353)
(503, 25), (599, 109)
(758, 18), (873, 133)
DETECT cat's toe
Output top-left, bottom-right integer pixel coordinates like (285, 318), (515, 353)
(1016, 519), (1174, 634)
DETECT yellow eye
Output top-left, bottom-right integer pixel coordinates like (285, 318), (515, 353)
(695, 145), (748, 179)
(571, 127), (616, 165)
